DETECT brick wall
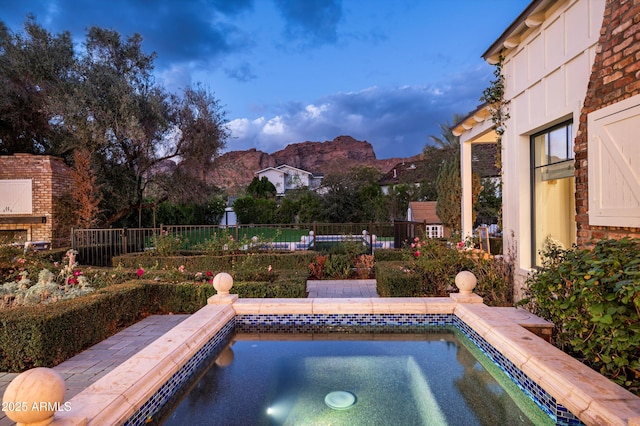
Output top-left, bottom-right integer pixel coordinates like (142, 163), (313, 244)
(574, 0), (640, 246)
(0, 154), (73, 247)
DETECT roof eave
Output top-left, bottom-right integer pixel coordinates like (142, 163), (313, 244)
(482, 0), (548, 63)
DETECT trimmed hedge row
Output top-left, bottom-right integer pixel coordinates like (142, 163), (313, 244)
(113, 252), (317, 271)
(373, 249), (405, 262)
(0, 283), (153, 371)
(375, 261), (422, 297)
(0, 273), (307, 372)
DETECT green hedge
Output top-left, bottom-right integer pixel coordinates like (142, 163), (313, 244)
(113, 253), (233, 271)
(373, 249), (405, 262)
(375, 261), (422, 297)
(0, 283), (152, 371)
(232, 279), (306, 298)
(113, 252), (317, 272)
(0, 275), (306, 372)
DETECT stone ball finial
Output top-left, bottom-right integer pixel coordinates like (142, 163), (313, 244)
(455, 271), (477, 295)
(212, 272), (233, 296)
(2, 367), (66, 425)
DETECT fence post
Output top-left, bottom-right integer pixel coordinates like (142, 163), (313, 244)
(313, 222), (317, 251)
(70, 228), (75, 250)
(122, 228), (128, 255)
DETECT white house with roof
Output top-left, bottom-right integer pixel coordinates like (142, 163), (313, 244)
(454, 0), (637, 299)
(255, 164), (323, 196)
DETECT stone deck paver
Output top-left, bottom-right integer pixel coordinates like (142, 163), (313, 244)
(0, 314), (189, 426)
(306, 279), (379, 298)
(0, 280), (377, 425)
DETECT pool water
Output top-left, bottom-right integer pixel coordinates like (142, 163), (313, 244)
(160, 328), (551, 425)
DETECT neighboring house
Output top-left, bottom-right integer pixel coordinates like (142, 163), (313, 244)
(0, 154), (73, 248)
(255, 164), (323, 196)
(454, 0), (640, 299)
(379, 160), (431, 195)
(407, 201), (450, 238)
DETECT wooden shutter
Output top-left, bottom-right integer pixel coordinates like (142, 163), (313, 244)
(587, 95), (640, 227)
(0, 179), (33, 215)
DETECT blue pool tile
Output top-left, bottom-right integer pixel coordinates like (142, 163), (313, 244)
(126, 313), (584, 426)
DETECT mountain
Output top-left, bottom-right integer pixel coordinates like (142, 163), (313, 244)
(209, 135), (421, 194)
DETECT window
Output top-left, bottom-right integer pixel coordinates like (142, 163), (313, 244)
(531, 121), (576, 266)
(425, 225), (443, 239)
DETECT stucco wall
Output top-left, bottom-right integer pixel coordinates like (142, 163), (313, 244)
(0, 154), (73, 247)
(574, 0), (640, 244)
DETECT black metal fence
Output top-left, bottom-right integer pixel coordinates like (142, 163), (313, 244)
(72, 222), (426, 266)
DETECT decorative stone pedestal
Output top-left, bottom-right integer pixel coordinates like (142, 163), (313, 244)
(449, 271), (483, 303)
(2, 367), (66, 426)
(208, 272), (238, 304)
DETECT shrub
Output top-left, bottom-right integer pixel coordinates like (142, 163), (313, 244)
(375, 261), (422, 297)
(308, 255), (327, 279)
(233, 254), (277, 282)
(231, 279), (306, 298)
(520, 238), (640, 394)
(408, 238), (474, 296)
(354, 254), (374, 279)
(323, 254), (353, 279)
(153, 230), (185, 255)
(373, 249), (405, 262)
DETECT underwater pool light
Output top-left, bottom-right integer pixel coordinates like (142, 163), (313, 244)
(324, 391), (357, 410)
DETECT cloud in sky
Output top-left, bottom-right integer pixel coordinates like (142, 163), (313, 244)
(1, 0), (530, 159)
(274, 0), (343, 47)
(226, 65), (490, 157)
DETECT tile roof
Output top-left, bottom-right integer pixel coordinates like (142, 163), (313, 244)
(408, 201), (441, 224)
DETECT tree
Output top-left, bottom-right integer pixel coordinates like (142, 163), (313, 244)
(65, 27), (227, 226)
(475, 177), (502, 226)
(275, 197), (300, 223)
(69, 149), (102, 227)
(1, 19), (229, 227)
(297, 191), (323, 223)
(436, 156), (462, 233)
(247, 176), (277, 199)
(427, 114), (464, 151)
(0, 17), (75, 155)
(233, 196), (276, 224)
(357, 182), (387, 222)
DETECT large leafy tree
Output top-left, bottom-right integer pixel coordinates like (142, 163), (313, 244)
(0, 20), (229, 227)
(0, 17), (75, 155)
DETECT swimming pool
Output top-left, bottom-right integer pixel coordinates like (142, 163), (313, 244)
(160, 329), (552, 425)
(52, 297), (640, 426)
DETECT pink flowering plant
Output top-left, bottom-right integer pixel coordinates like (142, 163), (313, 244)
(400, 234), (514, 305)
(404, 236), (475, 296)
(0, 249), (95, 308)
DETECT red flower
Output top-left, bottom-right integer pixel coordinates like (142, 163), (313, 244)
(73, 270), (82, 277)
(206, 271), (213, 277)
(137, 268), (145, 278)
(414, 250), (421, 258)
(68, 277), (79, 285)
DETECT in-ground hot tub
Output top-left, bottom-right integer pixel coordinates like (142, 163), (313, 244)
(50, 294), (640, 426)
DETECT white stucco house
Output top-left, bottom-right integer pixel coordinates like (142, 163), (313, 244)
(455, 0), (640, 299)
(255, 165), (323, 196)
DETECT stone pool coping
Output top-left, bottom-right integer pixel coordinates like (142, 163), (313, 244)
(50, 295), (640, 426)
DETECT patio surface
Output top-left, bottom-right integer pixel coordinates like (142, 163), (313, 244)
(0, 280), (378, 425)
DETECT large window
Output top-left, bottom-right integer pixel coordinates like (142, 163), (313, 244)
(531, 121), (576, 266)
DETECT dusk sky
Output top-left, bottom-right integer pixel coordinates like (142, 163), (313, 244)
(1, 0), (530, 159)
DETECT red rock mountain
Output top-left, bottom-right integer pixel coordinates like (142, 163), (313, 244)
(209, 135), (421, 194)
